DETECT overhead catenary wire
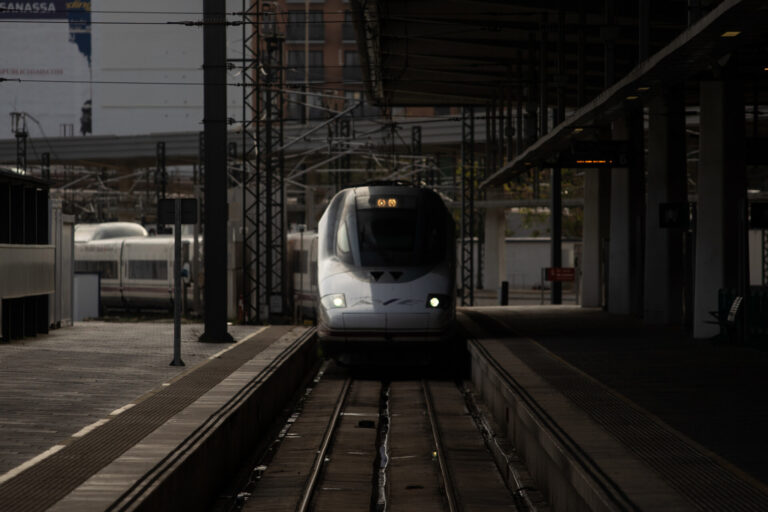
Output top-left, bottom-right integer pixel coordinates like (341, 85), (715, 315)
(0, 76), (535, 88)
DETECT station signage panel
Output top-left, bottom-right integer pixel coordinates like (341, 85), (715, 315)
(561, 141), (629, 168)
(158, 198), (198, 225)
(545, 267), (575, 282)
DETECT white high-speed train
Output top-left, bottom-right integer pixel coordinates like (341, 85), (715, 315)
(75, 223), (197, 312)
(315, 183), (456, 364)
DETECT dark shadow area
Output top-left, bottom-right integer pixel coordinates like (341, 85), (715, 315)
(326, 336), (471, 382)
(464, 306), (768, 486)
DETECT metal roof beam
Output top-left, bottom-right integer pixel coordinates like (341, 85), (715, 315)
(481, 0), (768, 188)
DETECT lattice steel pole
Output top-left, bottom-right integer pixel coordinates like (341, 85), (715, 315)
(340, 118), (351, 188)
(11, 112), (27, 173)
(412, 125), (422, 183)
(241, 0), (260, 323)
(155, 141), (166, 233)
(41, 152), (50, 181)
(461, 107), (475, 306)
(260, 14), (286, 321)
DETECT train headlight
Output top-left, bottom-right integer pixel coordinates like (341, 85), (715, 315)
(321, 293), (347, 309)
(426, 294), (450, 309)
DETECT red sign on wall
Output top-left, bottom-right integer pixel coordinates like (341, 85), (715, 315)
(545, 267), (576, 282)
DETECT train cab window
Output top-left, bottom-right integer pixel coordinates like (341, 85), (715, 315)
(323, 192), (347, 256)
(356, 208), (418, 266)
(128, 260), (168, 280)
(336, 221), (352, 263)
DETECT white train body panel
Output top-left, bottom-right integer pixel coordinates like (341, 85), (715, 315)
(74, 238), (124, 307)
(74, 233), (195, 311)
(316, 184), (456, 361)
(121, 237), (176, 308)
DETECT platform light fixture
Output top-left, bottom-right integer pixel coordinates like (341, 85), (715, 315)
(637, 86), (650, 91)
(626, 95), (639, 101)
(720, 31), (741, 37)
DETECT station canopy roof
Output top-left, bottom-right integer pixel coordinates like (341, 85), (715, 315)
(351, 0), (768, 185)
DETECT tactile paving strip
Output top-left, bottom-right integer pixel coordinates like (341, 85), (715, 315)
(0, 325), (294, 512)
(466, 310), (768, 512)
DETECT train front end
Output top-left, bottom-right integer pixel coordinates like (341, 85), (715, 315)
(316, 184), (456, 365)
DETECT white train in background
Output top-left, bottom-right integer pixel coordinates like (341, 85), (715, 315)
(74, 223), (197, 312)
(312, 182), (457, 365)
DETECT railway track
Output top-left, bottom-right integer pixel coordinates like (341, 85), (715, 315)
(232, 363), (545, 512)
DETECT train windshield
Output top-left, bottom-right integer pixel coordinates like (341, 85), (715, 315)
(355, 198), (447, 267)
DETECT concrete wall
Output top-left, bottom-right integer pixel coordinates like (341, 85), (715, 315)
(505, 239), (576, 289)
(0, 245), (55, 300)
(0, 244), (55, 339)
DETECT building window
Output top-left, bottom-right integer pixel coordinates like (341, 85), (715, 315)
(344, 91), (380, 118)
(342, 11), (356, 41)
(287, 50), (324, 84)
(343, 51), (362, 83)
(286, 10), (324, 42)
(287, 90), (327, 122)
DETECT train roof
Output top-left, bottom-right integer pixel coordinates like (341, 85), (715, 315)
(74, 222), (148, 242)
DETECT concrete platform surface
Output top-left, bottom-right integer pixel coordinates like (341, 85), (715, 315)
(0, 320), (263, 477)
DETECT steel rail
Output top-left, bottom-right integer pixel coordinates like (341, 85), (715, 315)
(458, 381), (537, 512)
(296, 377), (352, 512)
(422, 380), (459, 512)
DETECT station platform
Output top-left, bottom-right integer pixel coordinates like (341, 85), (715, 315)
(460, 306), (768, 511)
(0, 320), (318, 511)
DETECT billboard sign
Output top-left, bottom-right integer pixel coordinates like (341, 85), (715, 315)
(0, 0), (92, 138)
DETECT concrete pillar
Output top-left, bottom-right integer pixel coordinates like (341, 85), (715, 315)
(550, 167), (562, 304)
(608, 118), (631, 314)
(644, 89), (686, 324)
(693, 79), (747, 338)
(608, 110), (644, 316)
(581, 169), (602, 307)
(483, 207), (507, 292)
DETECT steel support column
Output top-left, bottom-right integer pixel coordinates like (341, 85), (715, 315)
(201, 0), (232, 342)
(461, 107), (475, 306)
